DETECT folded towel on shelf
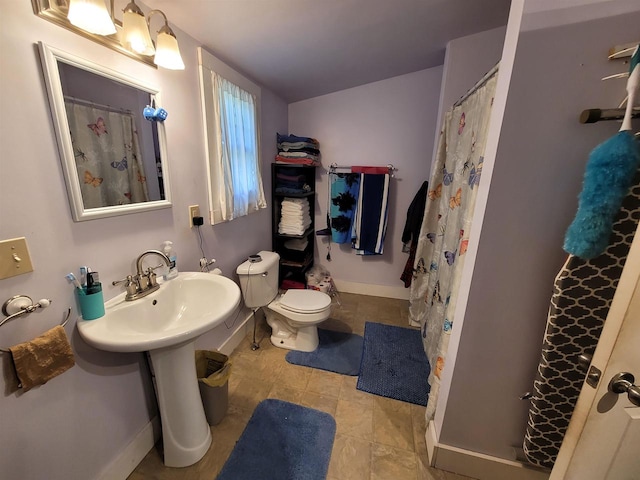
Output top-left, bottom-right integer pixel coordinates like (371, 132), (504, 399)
(280, 216), (311, 227)
(285, 238), (309, 251)
(278, 143), (320, 155)
(282, 197), (308, 205)
(9, 325), (75, 392)
(279, 226), (309, 236)
(280, 214), (311, 224)
(277, 133), (319, 146)
(275, 155), (320, 166)
(281, 204), (310, 218)
(278, 151), (320, 161)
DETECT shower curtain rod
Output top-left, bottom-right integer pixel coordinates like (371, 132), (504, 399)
(453, 63), (499, 108)
(580, 107), (640, 124)
(64, 95), (134, 116)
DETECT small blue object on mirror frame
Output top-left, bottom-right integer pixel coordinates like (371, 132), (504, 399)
(143, 105), (168, 122)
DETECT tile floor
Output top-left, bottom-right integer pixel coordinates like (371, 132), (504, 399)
(129, 292), (476, 480)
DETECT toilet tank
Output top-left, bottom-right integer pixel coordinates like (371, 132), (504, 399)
(236, 251), (280, 308)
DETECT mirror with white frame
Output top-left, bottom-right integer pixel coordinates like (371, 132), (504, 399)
(39, 42), (172, 221)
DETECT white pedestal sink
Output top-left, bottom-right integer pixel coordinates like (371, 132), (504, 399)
(77, 272), (241, 468)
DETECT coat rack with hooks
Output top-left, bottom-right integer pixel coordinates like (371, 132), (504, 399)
(579, 41), (639, 125)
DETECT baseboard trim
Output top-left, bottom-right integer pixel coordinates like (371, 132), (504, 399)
(99, 416), (161, 480)
(217, 309), (255, 355)
(426, 421), (550, 480)
(333, 279), (410, 300)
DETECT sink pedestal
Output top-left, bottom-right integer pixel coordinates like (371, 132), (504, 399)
(149, 341), (212, 467)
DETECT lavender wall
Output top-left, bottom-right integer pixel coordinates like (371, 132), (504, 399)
(288, 67), (443, 298)
(439, 8), (640, 461)
(0, 2), (286, 479)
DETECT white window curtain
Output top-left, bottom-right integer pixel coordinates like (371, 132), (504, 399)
(211, 72), (266, 222)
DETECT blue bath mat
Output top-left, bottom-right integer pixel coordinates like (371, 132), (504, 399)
(357, 322), (430, 406)
(217, 399), (336, 480)
(285, 328), (363, 375)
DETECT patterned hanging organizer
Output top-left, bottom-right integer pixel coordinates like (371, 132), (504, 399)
(523, 175), (640, 470)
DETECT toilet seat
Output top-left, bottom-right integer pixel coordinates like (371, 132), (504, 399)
(279, 289), (332, 314)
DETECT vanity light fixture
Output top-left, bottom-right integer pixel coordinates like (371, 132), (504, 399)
(122, 1), (185, 70)
(67, 0), (117, 35)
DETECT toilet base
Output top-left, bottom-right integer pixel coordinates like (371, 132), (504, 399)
(269, 324), (319, 352)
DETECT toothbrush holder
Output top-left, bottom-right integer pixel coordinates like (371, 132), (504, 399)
(76, 286), (105, 320)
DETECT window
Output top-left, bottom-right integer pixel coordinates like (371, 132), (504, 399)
(198, 48), (266, 224)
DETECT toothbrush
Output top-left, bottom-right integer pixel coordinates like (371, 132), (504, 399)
(80, 266), (88, 288)
(65, 272), (82, 289)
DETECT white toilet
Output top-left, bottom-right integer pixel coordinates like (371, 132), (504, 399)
(236, 251), (332, 352)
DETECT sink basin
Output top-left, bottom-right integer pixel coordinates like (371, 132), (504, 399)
(77, 271), (241, 468)
(78, 271), (240, 352)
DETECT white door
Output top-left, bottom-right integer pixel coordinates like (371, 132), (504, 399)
(551, 231), (640, 479)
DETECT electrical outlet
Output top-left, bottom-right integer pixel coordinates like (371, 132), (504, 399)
(188, 205), (200, 228)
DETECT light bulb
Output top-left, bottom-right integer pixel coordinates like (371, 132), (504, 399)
(67, 0), (116, 36)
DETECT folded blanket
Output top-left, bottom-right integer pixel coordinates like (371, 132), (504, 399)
(277, 132), (319, 145)
(275, 155), (320, 166)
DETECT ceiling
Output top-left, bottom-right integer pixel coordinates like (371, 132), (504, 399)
(146, 0), (512, 102)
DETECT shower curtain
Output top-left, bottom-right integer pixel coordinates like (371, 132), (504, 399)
(65, 102), (149, 208)
(409, 70), (498, 419)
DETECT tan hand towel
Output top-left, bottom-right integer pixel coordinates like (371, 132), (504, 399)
(9, 325), (75, 392)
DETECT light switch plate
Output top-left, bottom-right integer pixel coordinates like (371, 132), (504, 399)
(0, 237), (34, 279)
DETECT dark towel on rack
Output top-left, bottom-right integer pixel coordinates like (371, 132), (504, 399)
(352, 173), (390, 255)
(401, 181), (428, 287)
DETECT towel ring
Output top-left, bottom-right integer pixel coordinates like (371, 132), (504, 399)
(0, 308), (71, 353)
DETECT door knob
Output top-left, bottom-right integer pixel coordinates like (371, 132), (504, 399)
(608, 372), (640, 407)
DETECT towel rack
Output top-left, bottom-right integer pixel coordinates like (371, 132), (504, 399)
(1, 295), (53, 328)
(0, 294), (71, 353)
(328, 163), (397, 178)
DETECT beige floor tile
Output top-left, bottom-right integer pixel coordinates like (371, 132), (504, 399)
(230, 376), (273, 413)
(306, 369), (343, 398)
(373, 397), (415, 451)
(300, 390), (339, 416)
(339, 375), (375, 407)
(327, 434), (371, 480)
(371, 443), (418, 480)
(273, 361), (312, 390)
(267, 383), (304, 404)
(335, 398), (373, 440)
(411, 404), (428, 455)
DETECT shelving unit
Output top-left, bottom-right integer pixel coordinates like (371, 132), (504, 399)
(271, 163), (316, 285)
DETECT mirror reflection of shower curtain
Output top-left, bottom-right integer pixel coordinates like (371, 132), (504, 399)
(408, 70), (497, 420)
(65, 101), (149, 208)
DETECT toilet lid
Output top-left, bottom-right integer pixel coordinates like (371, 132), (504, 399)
(279, 289), (331, 314)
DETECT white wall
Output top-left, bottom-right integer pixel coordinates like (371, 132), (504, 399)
(437, 3), (640, 462)
(288, 67), (443, 298)
(0, 2), (287, 479)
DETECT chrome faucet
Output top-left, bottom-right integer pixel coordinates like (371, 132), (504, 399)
(112, 250), (172, 301)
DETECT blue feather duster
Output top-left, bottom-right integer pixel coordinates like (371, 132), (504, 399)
(564, 132), (640, 258)
(564, 45), (640, 259)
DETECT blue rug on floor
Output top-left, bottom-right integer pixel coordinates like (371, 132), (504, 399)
(357, 322), (430, 406)
(285, 328), (363, 375)
(216, 399), (336, 480)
